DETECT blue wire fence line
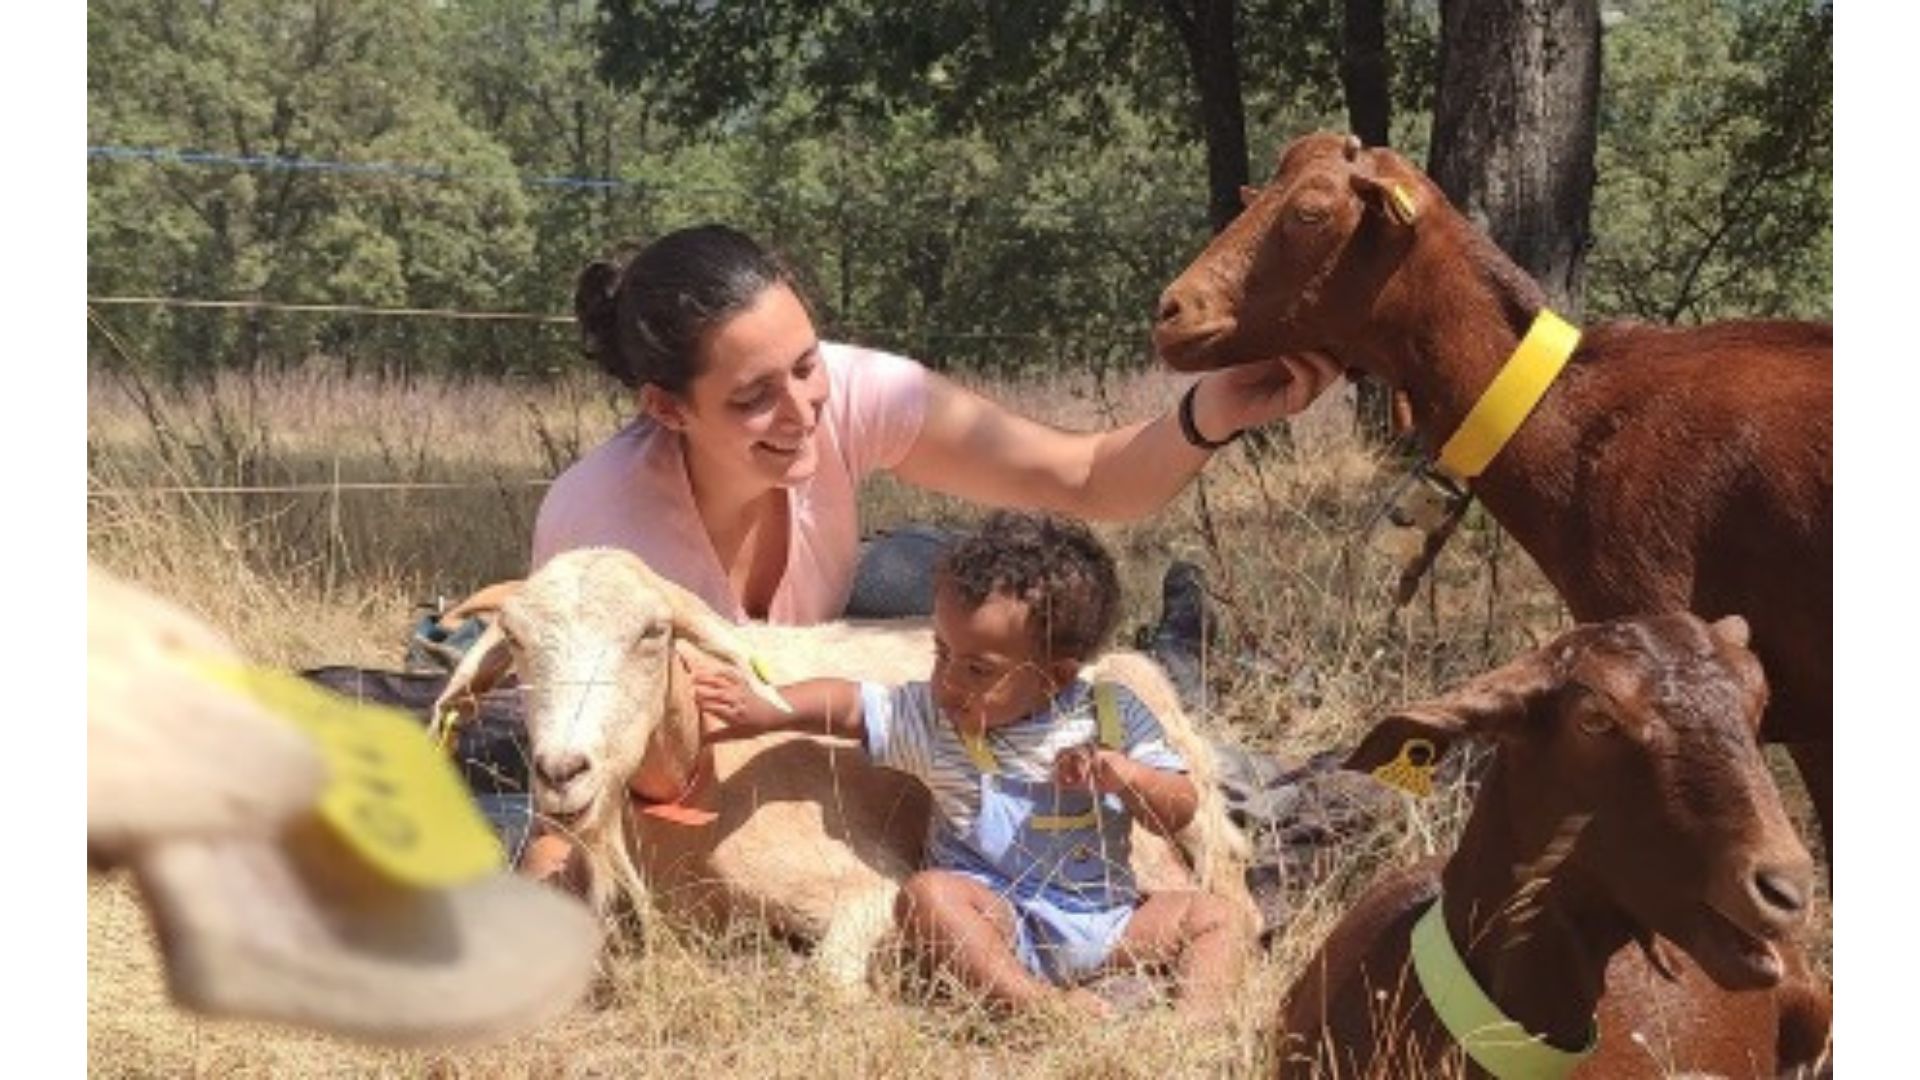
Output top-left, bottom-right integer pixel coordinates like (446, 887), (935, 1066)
(86, 143), (1213, 227)
(87, 144), (688, 195)
(85, 295), (1149, 347)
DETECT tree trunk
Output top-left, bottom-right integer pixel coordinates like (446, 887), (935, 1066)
(1428, 0), (1600, 315)
(1339, 0), (1396, 444)
(1341, 0), (1391, 148)
(1159, 0), (1250, 234)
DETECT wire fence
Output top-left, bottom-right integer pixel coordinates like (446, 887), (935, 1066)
(86, 480), (553, 498)
(87, 137), (1202, 381)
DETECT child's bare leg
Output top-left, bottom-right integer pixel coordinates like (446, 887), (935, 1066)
(1110, 890), (1247, 1019)
(896, 870), (1086, 1013)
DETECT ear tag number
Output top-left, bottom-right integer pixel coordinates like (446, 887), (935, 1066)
(1372, 737), (1438, 797)
(186, 657), (505, 888)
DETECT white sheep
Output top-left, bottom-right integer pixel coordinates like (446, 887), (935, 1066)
(434, 546), (1255, 991)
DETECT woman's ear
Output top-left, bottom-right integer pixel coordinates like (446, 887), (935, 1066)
(638, 384), (688, 431)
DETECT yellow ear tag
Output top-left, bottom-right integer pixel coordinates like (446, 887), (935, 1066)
(433, 706), (464, 755)
(185, 656), (505, 888)
(1386, 183), (1420, 225)
(749, 654), (775, 683)
(1372, 737), (1438, 796)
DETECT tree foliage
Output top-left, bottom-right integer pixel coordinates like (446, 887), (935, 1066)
(86, 0), (1831, 384)
(1586, 0), (1831, 321)
(88, 0), (538, 379)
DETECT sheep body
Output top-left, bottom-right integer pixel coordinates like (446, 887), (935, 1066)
(440, 548), (1252, 989)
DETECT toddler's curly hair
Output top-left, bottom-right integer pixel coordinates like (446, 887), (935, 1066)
(936, 510), (1121, 661)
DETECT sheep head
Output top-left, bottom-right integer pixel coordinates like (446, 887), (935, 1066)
(435, 549), (784, 877)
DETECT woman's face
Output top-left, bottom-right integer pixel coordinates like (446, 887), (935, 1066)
(650, 283), (830, 489)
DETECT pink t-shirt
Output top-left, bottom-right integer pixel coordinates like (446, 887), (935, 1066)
(530, 342), (929, 624)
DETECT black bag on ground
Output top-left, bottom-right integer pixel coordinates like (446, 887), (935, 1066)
(298, 666), (533, 799)
(299, 666), (536, 856)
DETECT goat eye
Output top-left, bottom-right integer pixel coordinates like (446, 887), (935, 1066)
(1292, 203), (1330, 226)
(635, 624), (667, 643)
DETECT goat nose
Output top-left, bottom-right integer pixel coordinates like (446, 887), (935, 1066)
(1156, 289), (1188, 327)
(535, 751), (590, 790)
(1749, 862), (1813, 926)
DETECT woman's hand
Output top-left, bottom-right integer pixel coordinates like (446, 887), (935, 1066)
(1190, 352), (1344, 441)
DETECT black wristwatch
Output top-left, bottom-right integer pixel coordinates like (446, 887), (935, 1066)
(1178, 383), (1243, 451)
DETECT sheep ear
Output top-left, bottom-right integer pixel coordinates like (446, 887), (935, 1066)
(441, 580), (520, 631)
(431, 620), (511, 740)
(628, 565), (792, 714)
(673, 625), (792, 715)
(661, 639), (702, 740)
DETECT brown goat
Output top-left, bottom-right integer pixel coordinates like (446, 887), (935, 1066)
(1153, 132), (1833, 851)
(1277, 613), (1830, 1077)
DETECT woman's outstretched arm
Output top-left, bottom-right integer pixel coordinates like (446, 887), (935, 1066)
(891, 354), (1340, 522)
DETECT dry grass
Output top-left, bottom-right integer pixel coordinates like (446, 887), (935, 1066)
(85, 358), (1829, 1077)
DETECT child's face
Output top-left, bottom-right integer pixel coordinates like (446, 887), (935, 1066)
(930, 583), (1080, 737)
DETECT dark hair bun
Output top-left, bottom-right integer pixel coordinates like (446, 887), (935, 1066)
(573, 258), (631, 385)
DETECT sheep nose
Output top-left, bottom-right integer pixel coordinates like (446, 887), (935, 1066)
(534, 751), (591, 790)
(1749, 861), (1813, 929)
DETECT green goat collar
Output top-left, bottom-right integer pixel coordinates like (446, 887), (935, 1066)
(1411, 896), (1599, 1079)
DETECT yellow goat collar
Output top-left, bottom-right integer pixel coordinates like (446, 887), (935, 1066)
(1434, 309), (1581, 483)
(1411, 895), (1598, 1079)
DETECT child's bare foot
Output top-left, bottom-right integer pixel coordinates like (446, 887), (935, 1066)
(1174, 997), (1232, 1026)
(1060, 987), (1114, 1020)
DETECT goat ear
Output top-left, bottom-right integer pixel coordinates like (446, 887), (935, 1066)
(1345, 646), (1560, 794)
(1349, 170), (1421, 227)
(431, 620), (511, 736)
(1344, 712), (1464, 797)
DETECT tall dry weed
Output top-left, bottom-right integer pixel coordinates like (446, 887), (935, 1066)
(85, 360), (1825, 1076)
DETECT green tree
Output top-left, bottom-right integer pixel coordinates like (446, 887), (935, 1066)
(88, 0), (536, 378)
(436, 0), (663, 320)
(1585, 0), (1831, 322)
(591, 1), (1363, 234)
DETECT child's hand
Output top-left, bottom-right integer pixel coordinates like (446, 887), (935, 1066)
(693, 669), (755, 741)
(1054, 744), (1129, 795)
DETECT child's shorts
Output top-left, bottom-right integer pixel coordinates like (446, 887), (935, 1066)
(962, 872), (1138, 984)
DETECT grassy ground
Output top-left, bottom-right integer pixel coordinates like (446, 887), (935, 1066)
(86, 360), (1829, 1077)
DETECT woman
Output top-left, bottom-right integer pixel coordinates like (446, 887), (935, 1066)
(536, 223), (1340, 620)
(518, 223), (1337, 889)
